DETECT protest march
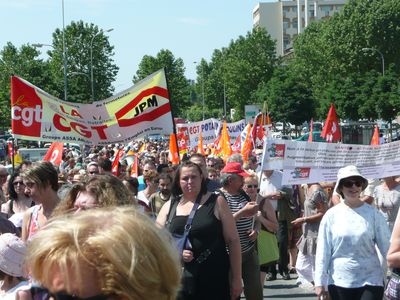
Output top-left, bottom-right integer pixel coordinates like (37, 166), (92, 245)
(1, 68), (400, 300)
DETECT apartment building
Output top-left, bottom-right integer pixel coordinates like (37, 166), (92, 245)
(253, 0), (347, 56)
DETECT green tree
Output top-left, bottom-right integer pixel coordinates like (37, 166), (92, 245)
(196, 28), (277, 120)
(133, 49), (190, 118)
(292, 0), (400, 121)
(260, 65), (314, 131)
(46, 21), (118, 102)
(0, 42), (51, 130)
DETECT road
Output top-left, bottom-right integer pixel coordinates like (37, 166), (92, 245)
(242, 272), (316, 299)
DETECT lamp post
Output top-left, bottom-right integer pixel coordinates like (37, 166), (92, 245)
(362, 47), (385, 76)
(33, 43), (68, 100)
(90, 28), (113, 101)
(193, 61), (205, 120)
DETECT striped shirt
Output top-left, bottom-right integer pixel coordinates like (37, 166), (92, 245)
(221, 191), (254, 253)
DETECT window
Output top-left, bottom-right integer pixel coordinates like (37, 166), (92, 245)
(283, 18), (290, 29)
(283, 35), (291, 49)
(293, 18), (298, 29)
(321, 5), (330, 17)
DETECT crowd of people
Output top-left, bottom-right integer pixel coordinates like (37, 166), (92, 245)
(0, 139), (398, 300)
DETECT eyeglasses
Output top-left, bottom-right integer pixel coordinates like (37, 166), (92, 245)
(13, 181), (25, 186)
(52, 293), (109, 300)
(30, 287), (110, 300)
(245, 184), (258, 189)
(24, 182), (35, 189)
(342, 179), (363, 188)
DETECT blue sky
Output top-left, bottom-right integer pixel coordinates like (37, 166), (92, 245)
(0, 0), (272, 92)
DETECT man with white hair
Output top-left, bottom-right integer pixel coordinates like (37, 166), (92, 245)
(86, 162), (100, 176)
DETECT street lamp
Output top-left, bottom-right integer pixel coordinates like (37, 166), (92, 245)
(362, 47), (385, 76)
(33, 43), (68, 100)
(90, 28), (113, 101)
(194, 61), (205, 120)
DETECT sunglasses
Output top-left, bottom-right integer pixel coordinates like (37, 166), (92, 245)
(342, 179), (363, 188)
(89, 171), (99, 175)
(51, 293), (109, 300)
(31, 287), (110, 300)
(13, 181), (25, 186)
(245, 184), (258, 189)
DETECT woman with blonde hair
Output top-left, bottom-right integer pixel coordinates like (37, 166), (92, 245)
(26, 206), (181, 300)
(51, 174), (134, 217)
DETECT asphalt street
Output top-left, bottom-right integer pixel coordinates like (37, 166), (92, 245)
(242, 272), (316, 299)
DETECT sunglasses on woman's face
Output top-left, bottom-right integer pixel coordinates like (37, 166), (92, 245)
(245, 184), (258, 189)
(52, 293), (109, 300)
(31, 287), (110, 300)
(342, 179), (363, 188)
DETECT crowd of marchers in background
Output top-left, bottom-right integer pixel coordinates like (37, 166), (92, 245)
(0, 138), (399, 300)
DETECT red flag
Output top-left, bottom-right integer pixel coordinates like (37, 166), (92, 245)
(251, 113), (262, 145)
(130, 154), (139, 177)
(371, 125), (380, 145)
(321, 103), (341, 142)
(231, 134), (242, 153)
(212, 135), (221, 155)
(256, 123), (265, 143)
(168, 133), (180, 164)
(241, 123), (253, 162)
(43, 142), (64, 166)
(308, 119), (314, 142)
(7, 142), (13, 158)
(111, 149), (122, 176)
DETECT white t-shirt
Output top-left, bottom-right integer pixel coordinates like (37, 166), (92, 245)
(259, 170), (283, 211)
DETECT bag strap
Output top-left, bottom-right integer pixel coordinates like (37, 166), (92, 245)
(166, 192), (203, 241)
(181, 192), (203, 242)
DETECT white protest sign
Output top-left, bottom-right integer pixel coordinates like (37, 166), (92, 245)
(262, 139), (400, 170)
(282, 162), (400, 185)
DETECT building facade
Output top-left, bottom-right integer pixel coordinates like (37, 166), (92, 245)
(253, 0), (347, 56)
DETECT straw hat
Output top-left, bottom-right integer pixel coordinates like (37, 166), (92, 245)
(0, 233), (26, 277)
(334, 165), (368, 194)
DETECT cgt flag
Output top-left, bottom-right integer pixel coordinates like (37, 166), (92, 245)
(43, 142), (64, 166)
(321, 103), (341, 142)
(11, 69), (174, 145)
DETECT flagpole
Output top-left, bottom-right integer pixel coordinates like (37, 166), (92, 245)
(163, 67), (180, 163)
(252, 136), (268, 230)
(11, 138), (15, 173)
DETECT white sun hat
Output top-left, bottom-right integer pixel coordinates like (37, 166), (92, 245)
(0, 233), (26, 277)
(334, 165), (368, 195)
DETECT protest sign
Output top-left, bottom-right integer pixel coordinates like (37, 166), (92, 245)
(261, 139), (400, 170)
(282, 162), (400, 185)
(11, 69), (174, 145)
(176, 118), (246, 149)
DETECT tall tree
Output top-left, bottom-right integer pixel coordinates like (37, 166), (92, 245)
(47, 21), (118, 102)
(261, 65), (314, 129)
(133, 49), (190, 117)
(292, 0), (400, 121)
(193, 28), (277, 121)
